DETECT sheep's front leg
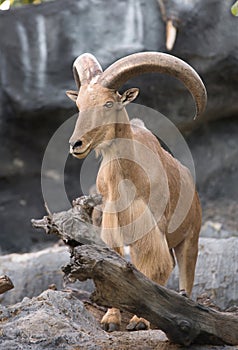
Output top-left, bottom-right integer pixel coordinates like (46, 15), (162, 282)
(126, 315), (150, 331)
(101, 308), (121, 332)
(100, 210), (124, 331)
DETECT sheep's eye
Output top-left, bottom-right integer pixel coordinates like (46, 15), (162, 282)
(104, 101), (114, 108)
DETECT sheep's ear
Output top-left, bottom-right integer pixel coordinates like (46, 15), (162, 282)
(66, 90), (78, 102)
(121, 88), (139, 106)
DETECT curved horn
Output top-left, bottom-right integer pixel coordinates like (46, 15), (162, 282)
(98, 52), (207, 119)
(166, 20), (177, 51)
(73, 53), (103, 90)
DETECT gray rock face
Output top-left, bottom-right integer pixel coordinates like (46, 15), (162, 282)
(0, 289), (104, 350)
(0, 0), (237, 124)
(0, 2), (236, 345)
(187, 118), (238, 234)
(0, 246), (68, 305)
(0, 289), (169, 349)
(1, 234), (237, 310)
(0, 0), (237, 253)
(167, 237), (238, 309)
(0, 245), (94, 306)
(0, 289), (236, 349)
(200, 221), (238, 239)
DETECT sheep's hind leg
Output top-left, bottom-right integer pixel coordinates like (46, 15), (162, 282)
(101, 308), (121, 332)
(174, 230), (199, 297)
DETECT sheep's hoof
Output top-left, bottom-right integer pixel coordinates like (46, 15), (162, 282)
(101, 308), (121, 332)
(101, 322), (120, 332)
(126, 315), (150, 331)
(179, 289), (189, 298)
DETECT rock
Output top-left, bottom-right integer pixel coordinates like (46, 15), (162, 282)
(0, 289), (104, 350)
(0, 289), (236, 349)
(0, 245), (68, 305)
(0, 0), (237, 125)
(187, 118), (238, 234)
(0, 0), (237, 254)
(0, 288), (170, 349)
(1, 110), (237, 254)
(0, 245), (94, 306)
(1, 235), (237, 311)
(200, 221), (238, 239)
(167, 237), (238, 309)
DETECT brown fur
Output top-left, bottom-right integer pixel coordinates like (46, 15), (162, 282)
(69, 83), (202, 328)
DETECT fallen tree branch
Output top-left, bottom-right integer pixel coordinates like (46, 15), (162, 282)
(31, 194), (104, 246)
(0, 275), (14, 295)
(63, 244), (238, 347)
(32, 195), (238, 346)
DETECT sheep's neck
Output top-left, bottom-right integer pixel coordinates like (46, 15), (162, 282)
(100, 108), (135, 160)
(114, 107), (133, 140)
(98, 121), (136, 203)
(115, 122), (133, 140)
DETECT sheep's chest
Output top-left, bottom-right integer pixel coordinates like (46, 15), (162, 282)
(97, 157), (150, 203)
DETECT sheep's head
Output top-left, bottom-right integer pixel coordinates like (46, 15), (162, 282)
(67, 54), (140, 158)
(67, 52), (207, 158)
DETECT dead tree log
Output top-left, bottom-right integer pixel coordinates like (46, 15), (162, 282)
(0, 275), (14, 295)
(63, 244), (238, 347)
(32, 195), (238, 346)
(31, 194), (104, 246)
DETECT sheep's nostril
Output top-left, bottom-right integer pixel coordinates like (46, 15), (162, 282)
(72, 140), (83, 149)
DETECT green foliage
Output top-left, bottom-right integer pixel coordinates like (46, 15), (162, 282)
(0, 0), (46, 8)
(231, 1), (238, 16)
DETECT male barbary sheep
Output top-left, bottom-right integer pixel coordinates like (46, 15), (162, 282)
(66, 52), (207, 331)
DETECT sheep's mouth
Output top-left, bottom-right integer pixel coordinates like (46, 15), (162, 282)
(71, 142), (92, 158)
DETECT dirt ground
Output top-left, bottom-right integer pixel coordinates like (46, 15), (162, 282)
(71, 291), (238, 350)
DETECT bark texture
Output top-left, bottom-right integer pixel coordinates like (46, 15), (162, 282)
(63, 244), (238, 347)
(0, 275), (14, 295)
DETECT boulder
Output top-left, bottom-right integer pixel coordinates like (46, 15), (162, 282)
(0, 245), (94, 306)
(0, 289), (104, 350)
(200, 221), (238, 239)
(0, 289), (236, 349)
(187, 118), (238, 234)
(167, 237), (238, 309)
(1, 234), (237, 310)
(0, 289), (169, 350)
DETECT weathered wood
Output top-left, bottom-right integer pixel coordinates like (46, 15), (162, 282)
(0, 275), (14, 295)
(32, 195), (238, 346)
(63, 244), (238, 347)
(31, 194), (104, 246)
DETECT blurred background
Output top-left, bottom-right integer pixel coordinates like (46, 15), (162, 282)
(0, 0), (237, 254)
